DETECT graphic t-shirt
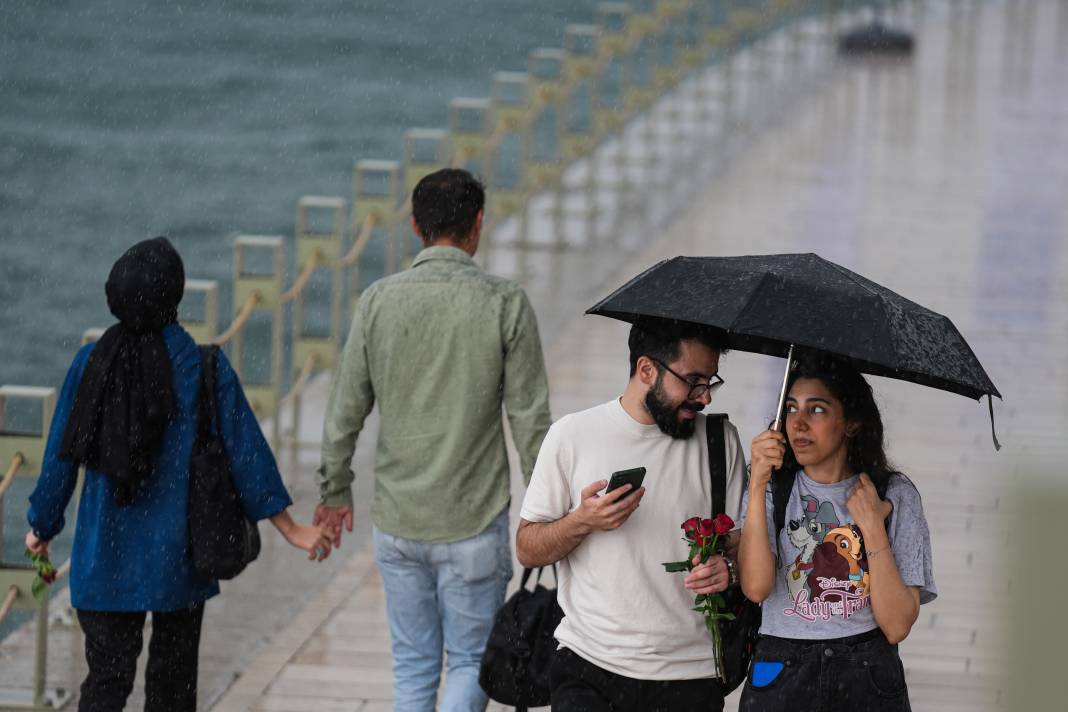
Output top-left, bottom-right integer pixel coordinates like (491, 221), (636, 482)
(739, 470), (937, 640)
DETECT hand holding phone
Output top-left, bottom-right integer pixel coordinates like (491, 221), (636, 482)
(605, 467), (647, 498)
(574, 468), (647, 533)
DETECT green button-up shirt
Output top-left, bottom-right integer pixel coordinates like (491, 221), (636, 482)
(318, 246), (552, 543)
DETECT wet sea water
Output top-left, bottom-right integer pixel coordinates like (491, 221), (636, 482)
(0, 0), (602, 389)
(0, 0), (602, 637)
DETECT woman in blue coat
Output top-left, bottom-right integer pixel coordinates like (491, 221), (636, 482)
(24, 237), (331, 712)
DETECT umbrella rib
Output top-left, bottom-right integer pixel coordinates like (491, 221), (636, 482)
(730, 270), (780, 335)
(824, 260), (883, 298)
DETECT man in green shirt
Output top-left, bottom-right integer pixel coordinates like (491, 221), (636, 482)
(315, 168), (552, 711)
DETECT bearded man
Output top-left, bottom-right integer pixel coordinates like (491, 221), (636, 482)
(516, 321), (747, 712)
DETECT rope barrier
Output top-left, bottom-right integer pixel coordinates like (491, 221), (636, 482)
(450, 147), (473, 169)
(485, 122), (510, 153)
(0, 452), (23, 499)
(340, 214), (378, 268)
(212, 292), (261, 346)
(279, 251), (322, 304)
(0, 585), (18, 626)
(279, 354), (319, 409)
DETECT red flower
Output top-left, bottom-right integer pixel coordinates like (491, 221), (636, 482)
(712, 513), (734, 535)
(681, 517), (702, 537)
(699, 519), (715, 537)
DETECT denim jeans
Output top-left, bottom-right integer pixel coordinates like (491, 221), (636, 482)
(739, 630), (911, 712)
(373, 508), (512, 712)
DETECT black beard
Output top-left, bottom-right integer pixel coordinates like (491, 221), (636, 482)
(644, 377), (703, 439)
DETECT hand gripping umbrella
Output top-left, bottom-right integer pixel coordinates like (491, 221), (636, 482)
(587, 253), (1001, 449)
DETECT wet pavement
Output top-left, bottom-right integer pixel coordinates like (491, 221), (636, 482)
(3, 1), (1067, 710)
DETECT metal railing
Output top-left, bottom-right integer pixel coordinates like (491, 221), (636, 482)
(0, 1), (910, 706)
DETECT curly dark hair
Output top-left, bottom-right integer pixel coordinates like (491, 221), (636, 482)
(774, 352), (893, 491)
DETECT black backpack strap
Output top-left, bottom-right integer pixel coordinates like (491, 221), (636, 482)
(704, 414), (729, 517)
(771, 468), (796, 563)
(197, 345), (221, 441)
(771, 469), (795, 537)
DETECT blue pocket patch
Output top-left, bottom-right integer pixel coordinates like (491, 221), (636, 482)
(751, 661), (785, 688)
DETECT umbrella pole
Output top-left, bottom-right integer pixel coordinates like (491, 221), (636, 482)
(771, 344), (796, 432)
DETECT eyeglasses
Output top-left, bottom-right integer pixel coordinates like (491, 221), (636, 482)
(648, 357), (725, 400)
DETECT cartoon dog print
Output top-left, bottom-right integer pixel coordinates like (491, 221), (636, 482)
(823, 524), (870, 595)
(784, 495), (840, 599)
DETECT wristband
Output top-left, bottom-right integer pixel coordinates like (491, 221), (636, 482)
(866, 545), (890, 559)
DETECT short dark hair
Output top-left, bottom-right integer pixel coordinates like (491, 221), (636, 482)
(627, 321), (728, 377)
(412, 168), (486, 242)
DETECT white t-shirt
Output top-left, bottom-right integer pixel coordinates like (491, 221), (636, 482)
(519, 399), (747, 680)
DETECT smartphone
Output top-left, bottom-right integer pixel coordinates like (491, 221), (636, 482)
(605, 467), (647, 497)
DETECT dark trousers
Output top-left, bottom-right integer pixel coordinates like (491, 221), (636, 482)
(76, 604), (205, 712)
(550, 646), (726, 712)
(739, 631), (911, 712)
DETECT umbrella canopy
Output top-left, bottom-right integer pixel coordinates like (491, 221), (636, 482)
(587, 253), (1000, 402)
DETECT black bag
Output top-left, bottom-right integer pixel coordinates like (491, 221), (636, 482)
(705, 414), (762, 695)
(188, 345), (261, 580)
(479, 566), (563, 711)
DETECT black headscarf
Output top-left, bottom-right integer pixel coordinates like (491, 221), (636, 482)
(60, 237), (185, 504)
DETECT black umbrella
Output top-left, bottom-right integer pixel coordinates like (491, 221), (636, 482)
(587, 253), (1001, 448)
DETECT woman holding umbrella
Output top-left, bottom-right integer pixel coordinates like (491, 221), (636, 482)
(737, 351), (936, 711)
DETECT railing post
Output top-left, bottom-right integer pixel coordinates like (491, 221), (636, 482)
(0, 386), (54, 557)
(526, 47), (567, 247)
(0, 385), (71, 709)
(563, 23), (604, 251)
(447, 98), (495, 265)
(402, 129), (452, 270)
(287, 196), (346, 456)
(489, 71), (533, 254)
(231, 235), (284, 447)
(180, 279), (220, 344)
(295, 196), (347, 362)
(350, 161), (402, 308)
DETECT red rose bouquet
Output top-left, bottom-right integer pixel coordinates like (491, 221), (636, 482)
(662, 513), (735, 678)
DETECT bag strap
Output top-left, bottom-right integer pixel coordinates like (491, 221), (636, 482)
(519, 565), (558, 590)
(769, 469), (893, 558)
(771, 468), (796, 540)
(704, 414), (729, 518)
(197, 345), (221, 442)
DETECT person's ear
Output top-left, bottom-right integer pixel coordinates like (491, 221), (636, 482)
(472, 210), (484, 238)
(411, 216), (426, 241)
(636, 356), (658, 387)
(845, 421), (861, 437)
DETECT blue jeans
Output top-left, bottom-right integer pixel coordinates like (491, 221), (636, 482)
(373, 508), (512, 712)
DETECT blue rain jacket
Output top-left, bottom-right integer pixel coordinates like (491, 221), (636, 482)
(28, 324), (292, 611)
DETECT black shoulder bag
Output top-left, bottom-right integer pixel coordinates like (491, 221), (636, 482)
(478, 565), (564, 711)
(705, 413), (762, 694)
(188, 345), (261, 580)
